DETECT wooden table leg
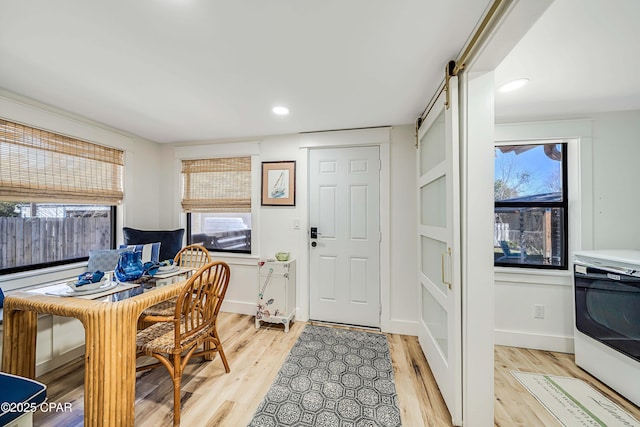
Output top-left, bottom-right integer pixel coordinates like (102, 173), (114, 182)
(82, 306), (139, 427)
(1, 307), (37, 379)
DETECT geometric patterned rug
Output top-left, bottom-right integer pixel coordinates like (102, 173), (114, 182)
(248, 324), (402, 427)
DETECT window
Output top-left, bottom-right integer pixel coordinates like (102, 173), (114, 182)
(0, 203), (116, 273)
(494, 142), (568, 269)
(0, 119), (123, 273)
(182, 157), (252, 254)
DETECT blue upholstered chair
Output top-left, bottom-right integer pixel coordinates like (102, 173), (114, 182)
(0, 372), (47, 427)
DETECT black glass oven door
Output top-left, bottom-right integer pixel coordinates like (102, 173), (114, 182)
(574, 265), (640, 362)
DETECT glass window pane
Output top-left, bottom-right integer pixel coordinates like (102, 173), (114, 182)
(420, 110), (445, 175)
(420, 176), (446, 227)
(421, 285), (448, 358)
(189, 212), (251, 253)
(494, 143), (563, 202)
(421, 236), (447, 294)
(494, 207), (565, 267)
(0, 202), (113, 272)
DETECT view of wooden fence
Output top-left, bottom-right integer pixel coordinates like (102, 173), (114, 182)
(0, 217), (111, 269)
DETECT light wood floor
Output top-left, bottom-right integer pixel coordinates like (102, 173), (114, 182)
(34, 313), (640, 426)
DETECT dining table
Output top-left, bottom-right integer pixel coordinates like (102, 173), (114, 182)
(1, 276), (189, 426)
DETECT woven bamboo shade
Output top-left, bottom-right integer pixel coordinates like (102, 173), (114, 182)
(0, 119), (124, 204)
(181, 157), (251, 212)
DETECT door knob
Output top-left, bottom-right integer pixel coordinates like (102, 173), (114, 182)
(311, 241), (317, 247)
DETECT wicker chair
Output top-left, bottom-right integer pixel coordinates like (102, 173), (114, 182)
(140, 244), (212, 320)
(173, 244), (213, 269)
(136, 261), (231, 426)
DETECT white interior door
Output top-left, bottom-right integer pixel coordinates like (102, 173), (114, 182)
(417, 78), (462, 424)
(309, 146), (380, 328)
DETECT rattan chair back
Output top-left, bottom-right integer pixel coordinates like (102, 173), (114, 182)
(173, 244), (211, 269)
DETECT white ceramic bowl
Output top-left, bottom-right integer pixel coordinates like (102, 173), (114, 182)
(275, 252), (290, 261)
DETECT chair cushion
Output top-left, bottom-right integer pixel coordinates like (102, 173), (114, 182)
(0, 372), (47, 426)
(122, 227), (185, 261)
(142, 297), (179, 317)
(87, 247), (132, 272)
(119, 243), (161, 264)
(136, 318), (212, 355)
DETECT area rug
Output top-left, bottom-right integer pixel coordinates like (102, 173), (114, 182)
(248, 325), (402, 427)
(511, 371), (640, 427)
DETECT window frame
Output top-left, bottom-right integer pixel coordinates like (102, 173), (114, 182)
(494, 142), (569, 270)
(181, 155), (253, 255)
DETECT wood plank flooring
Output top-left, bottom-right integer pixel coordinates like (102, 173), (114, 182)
(494, 345), (640, 426)
(33, 313), (640, 426)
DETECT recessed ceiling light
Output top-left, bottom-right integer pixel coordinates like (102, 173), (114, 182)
(272, 106), (290, 115)
(498, 78), (529, 93)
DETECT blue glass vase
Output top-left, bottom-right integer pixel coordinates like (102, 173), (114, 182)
(114, 251), (144, 282)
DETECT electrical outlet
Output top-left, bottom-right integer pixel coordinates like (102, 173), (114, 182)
(534, 304), (545, 319)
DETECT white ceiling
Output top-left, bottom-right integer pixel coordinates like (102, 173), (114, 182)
(0, 0), (492, 143)
(495, 0), (640, 122)
(2, 1), (638, 144)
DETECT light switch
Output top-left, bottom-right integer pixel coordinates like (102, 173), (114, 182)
(293, 218), (300, 230)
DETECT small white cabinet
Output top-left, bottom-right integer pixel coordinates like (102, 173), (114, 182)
(255, 259), (296, 332)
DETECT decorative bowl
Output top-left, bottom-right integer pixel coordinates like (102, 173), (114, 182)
(275, 252), (290, 261)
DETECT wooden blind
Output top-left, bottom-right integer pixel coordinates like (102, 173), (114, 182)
(0, 119), (124, 205)
(181, 157), (251, 212)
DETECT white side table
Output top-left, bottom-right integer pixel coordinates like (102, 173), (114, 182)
(255, 259), (296, 332)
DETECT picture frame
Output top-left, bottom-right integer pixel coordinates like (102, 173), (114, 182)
(261, 161), (296, 206)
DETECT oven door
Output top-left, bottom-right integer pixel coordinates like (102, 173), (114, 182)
(574, 263), (640, 362)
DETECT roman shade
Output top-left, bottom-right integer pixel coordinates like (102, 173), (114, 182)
(181, 157), (251, 212)
(0, 119), (124, 205)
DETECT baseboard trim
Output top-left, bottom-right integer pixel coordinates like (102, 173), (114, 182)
(383, 319), (418, 336)
(221, 300), (257, 316)
(36, 346), (85, 377)
(495, 329), (574, 353)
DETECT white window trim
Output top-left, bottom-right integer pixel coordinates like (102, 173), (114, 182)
(173, 142), (261, 258)
(494, 119), (593, 281)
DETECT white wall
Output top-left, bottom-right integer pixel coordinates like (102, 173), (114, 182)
(258, 133), (305, 262)
(591, 110), (640, 248)
(388, 126), (418, 330)
(494, 110), (640, 353)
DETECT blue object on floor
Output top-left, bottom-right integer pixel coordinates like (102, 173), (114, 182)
(0, 372), (47, 426)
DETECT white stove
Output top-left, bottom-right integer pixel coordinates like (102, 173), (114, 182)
(573, 249), (640, 406)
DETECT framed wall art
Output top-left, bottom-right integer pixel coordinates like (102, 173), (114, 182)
(261, 161), (296, 206)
